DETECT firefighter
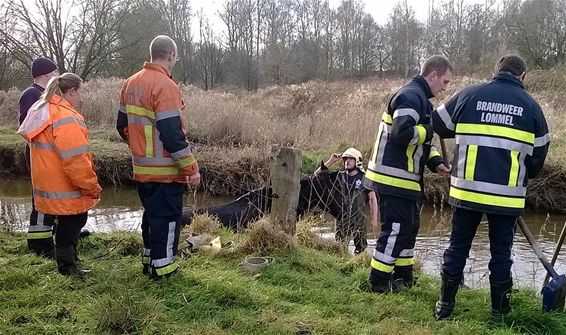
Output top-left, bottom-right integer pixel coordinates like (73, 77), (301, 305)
(18, 57), (59, 258)
(432, 54), (550, 319)
(364, 55), (452, 293)
(117, 35), (200, 280)
(18, 72), (101, 277)
(315, 148), (378, 254)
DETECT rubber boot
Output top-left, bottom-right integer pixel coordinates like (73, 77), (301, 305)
(369, 269), (393, 293)
(435, 272), (461, 320)
(393, 265), (416, 290)
(490, 279), (513, 317)
(28, 238), (55, 259)
(56, 245), (90, 278)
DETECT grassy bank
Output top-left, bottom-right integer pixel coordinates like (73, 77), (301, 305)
(1, 220), (565, 335)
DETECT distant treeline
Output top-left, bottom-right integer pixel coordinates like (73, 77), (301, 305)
(1, 0), (565, 90)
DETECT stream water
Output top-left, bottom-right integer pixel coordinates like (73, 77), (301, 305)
(1, 177), (565, 289)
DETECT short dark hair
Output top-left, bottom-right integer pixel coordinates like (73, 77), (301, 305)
(495, 54), (526, 76)
(421, 55), (453, 77)
(149, 35), (177, 61)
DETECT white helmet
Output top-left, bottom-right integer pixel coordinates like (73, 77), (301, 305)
(341, 147), (365, 172)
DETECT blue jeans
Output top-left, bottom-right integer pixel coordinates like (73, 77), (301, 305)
(442, 207), (517, 283)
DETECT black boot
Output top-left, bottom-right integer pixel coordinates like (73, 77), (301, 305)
(56, 245), (90, 278)
(28, 238), (55, 259)
(491, 279), (512, 317)
(435, 272), (461, 320)
(393, 265), (416, 290)
(369, 269), (393, 293)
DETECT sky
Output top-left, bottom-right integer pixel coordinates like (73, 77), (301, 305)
(190, 0), (493, 34)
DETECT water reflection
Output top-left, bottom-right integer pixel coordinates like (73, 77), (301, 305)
(1, 177), (565, 289)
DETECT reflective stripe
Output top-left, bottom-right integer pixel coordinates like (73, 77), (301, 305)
(413, 145), (424, 175)
(384, 222), (400, 258)
(508, 151), (519, 187)
(32, 142), (56, 151)
(382, 113), (393, 125)
(119, 104), (126, 114)
(373, 251), (396, 264)
(395, 258), (414, 266)
(34, 189), (81, 199)
(370, 258), (395, 273)
(28, 224), (52, 232)
(153, 257), (175, 268)
(534, 133), (551, 147)
(52, 116), (85, 129)
(429, 148), (440, 158)
(127, 114), (153, 125)
(156, 109), (181, 121)
(37, 212), (44, 225)
(451, 176), (527, 197)
(436, 104), (455, 131)
(166, 221), (175, 260)
(465, 145), (477, 181)
(142, 256), (151, 265)
(60, 145), (89, 159)
(370, 123), (384, 163)
(143, 248), (151, 256)
(170, 147), (192, 160)
(450, 187), (525, 208)
(409, 127), (419, 145)
(456, 135), (533, 155)
(144, 125), (153, 157)
(406, 145), (416, 173)
(517, 153), (527, 187)
(133, 156), (176, 165)
(456, 123), (534, 144)
(155, 262), (178, 276)
(415, 125), (427, 145)
(368, 163), (420, 182)
(376, 124), (387, 164)
(399, 249), (414, 257)
(456, 145), (467, 179)
(126, 105), (156, 119)
(177, 156), (196, 168)
(27, 231), (53, 239)
(133, 165), (179, 175)
(365, 170), (421, 191)
(393, 108), (420, 123)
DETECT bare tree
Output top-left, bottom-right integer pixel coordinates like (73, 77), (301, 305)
(193, 11), (225, 90)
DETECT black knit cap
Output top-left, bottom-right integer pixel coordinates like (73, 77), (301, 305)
(31, 57), (58, 78)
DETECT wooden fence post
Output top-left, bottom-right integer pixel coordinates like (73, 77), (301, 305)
(269, 145), (302, 235)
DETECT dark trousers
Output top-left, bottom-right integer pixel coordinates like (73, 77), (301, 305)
(25, 144), (57, 254)
(442, 207), (517, 283)
(55, 212), (88, 248)
(335, 217), (367, 252)
(137, 182), (184, 277)
(370, 194), (421, 282)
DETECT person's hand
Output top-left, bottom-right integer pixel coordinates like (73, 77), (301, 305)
(327, 153), (342, 165)
(437, 163), (452, 177)
(186, 172), (201, 186)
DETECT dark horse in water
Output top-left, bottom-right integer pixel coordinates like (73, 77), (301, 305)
(181, 164), (345, 230)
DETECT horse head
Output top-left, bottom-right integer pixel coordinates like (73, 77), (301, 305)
(297, 161), (345, 218)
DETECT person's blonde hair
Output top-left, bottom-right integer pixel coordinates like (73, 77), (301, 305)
(39, 72), (82, 105)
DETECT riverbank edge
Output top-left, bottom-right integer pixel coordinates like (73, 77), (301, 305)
(0, 229), (564, 335)
(1, 128), (565, 212)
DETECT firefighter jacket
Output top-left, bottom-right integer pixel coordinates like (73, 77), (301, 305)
(432, 72), (550, 215)
(17, 95), (101, 215)
(117, 62), (199, 183)
(364, 75), (444, 200)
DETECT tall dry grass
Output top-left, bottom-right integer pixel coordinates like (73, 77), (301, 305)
(1, 72), (565, 159)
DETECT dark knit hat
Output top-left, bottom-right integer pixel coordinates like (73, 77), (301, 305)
(31, 57), (58, 78)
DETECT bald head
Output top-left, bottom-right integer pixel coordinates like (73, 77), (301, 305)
(150, 35), (177, 61)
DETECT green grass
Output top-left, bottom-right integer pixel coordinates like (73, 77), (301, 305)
(1, 230), (564, 335)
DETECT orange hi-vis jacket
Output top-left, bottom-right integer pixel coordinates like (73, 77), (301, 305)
(117, 62), (199, 183)
(17, 95), (101, 215)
